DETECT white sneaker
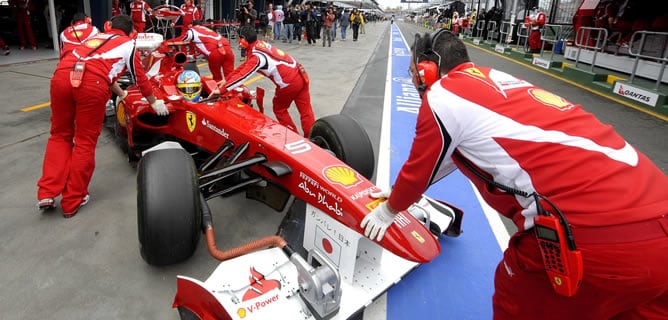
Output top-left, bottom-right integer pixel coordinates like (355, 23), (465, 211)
(37, 198), (56, 210)
(63, 195), (89, 218)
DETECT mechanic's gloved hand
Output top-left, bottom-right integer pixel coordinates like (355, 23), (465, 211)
(119, 90), (128, 101)
(360, 201), (396, 241)
(370, 187), (391, 200)
(150, 99), (169, 116)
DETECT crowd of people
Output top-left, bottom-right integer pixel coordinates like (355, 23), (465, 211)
(587, 0), (667, 48)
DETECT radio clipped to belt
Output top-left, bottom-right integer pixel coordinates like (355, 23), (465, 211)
(453, 151), (583, 297)
(70, 62), (86, 88)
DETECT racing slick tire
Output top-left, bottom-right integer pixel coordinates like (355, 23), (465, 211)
(309, 114), (375, 180)
(137, 147), (201, 266)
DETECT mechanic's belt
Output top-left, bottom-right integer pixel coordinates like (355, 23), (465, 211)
(571, 214), (668, 244)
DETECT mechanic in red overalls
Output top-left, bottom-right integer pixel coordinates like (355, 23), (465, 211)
(130, 0), (152, 33)
(179, 0), (202, 34)
(361, 29), (668, 319)
(59, 13), (99, 59)
(9, 0), (38, 50)
(37, 15), (168, 217)
(525, 7), (546, 53)
(215, 26), (315, 137)
(112, 0), (122, 17)
(173, 22), (234, 82)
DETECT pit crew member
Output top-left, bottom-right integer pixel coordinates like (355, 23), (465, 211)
(130, 0), (152, 33)
(215, 26), (315, 137)
(172, 21), (234, 82)
(179, 0), (202, 34)
(59, 13), (99, 58)
(37, 15), (167, 217)
(525, 7), (546, 53)
(360, 29), (668, 319)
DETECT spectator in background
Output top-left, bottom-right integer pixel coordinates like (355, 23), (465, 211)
(130, 0), (152, 32)
(302, 4), (317, 45)
(264, 3), (275, 41)
(237, 0), (257, 61)
(350, 8), (364, 41)
(331, 6), (340, 40)
(274, 5), (285, 41)
(321, 7), (334, 47)
(283, 5), (296, 44)
(339, 8), (350, 41)
(10, 0), (38, 50)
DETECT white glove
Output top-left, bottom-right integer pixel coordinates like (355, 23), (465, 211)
(360, 201), (396, 241)
(150, 99), (169, 116)
(119, 90), (128, 101)
(370, 188), (391, 199)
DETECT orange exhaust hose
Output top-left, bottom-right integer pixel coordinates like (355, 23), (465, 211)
(205, 226), (288, 261)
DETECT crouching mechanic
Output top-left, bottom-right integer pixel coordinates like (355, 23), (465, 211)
(214, 26), (315, 137)
(360, 29), (668, 319)
(37, 14), (168, 217)
(173, 21), (234, 82)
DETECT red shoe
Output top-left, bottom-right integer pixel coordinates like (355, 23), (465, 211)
(62, 195), (90, 218)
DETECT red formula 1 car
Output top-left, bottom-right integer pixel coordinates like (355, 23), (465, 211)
(113, 35), (464, 320)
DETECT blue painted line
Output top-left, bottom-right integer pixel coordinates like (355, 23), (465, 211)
(385, 24), (503, 320)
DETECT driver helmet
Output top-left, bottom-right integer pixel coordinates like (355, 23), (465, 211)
(176, 70), (202, 102)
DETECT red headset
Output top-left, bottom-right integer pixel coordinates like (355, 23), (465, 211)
(414, 29), (448, 92)
(104, 19), (138, 39)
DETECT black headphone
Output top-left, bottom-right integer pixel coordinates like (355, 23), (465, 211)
(414, 28), (451, 92)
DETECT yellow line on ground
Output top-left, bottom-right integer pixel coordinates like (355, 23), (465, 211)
(466, 43), (668, 122)
(21, 102), (50, 112)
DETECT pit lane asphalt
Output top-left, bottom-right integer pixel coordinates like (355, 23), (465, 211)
(1, 21), (666, 320)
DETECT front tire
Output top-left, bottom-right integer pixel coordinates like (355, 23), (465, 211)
(309, 114), (375, 179)
(137, 147), (201, 266)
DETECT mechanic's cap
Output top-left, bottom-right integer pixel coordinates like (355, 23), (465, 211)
(176, 70), (202, 102)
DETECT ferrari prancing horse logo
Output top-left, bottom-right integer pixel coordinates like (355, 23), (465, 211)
(186, 111), (196, 132)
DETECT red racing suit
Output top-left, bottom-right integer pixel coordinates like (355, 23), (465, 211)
(526, 11), (546, 51)
(177, 25), (234, 82)
(222, 40), (315, 137)
(179, 3), (202, 31)
(9, 0), (38, 48)
(388, 62), (668, 319)
(38, 30), (155, 213)
(130, 0), (152, 32)
(59, 22), (99, 58)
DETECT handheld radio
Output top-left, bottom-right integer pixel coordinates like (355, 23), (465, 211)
(453, 152), (583, 297)
(533, 195), (583, 297)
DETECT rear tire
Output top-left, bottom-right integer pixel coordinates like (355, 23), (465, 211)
(137, 148), (201, 266)
(309, 114), (375, 179)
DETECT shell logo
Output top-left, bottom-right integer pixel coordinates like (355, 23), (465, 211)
(323, 165), (362, 188)
(116, 102), (126, 127)
(237, 308), (247, 318)
(71, 30), (84, 38)
(84, 38), (103, 48)
(529, 88), (574, 111)
(276, 49), (285, 56)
